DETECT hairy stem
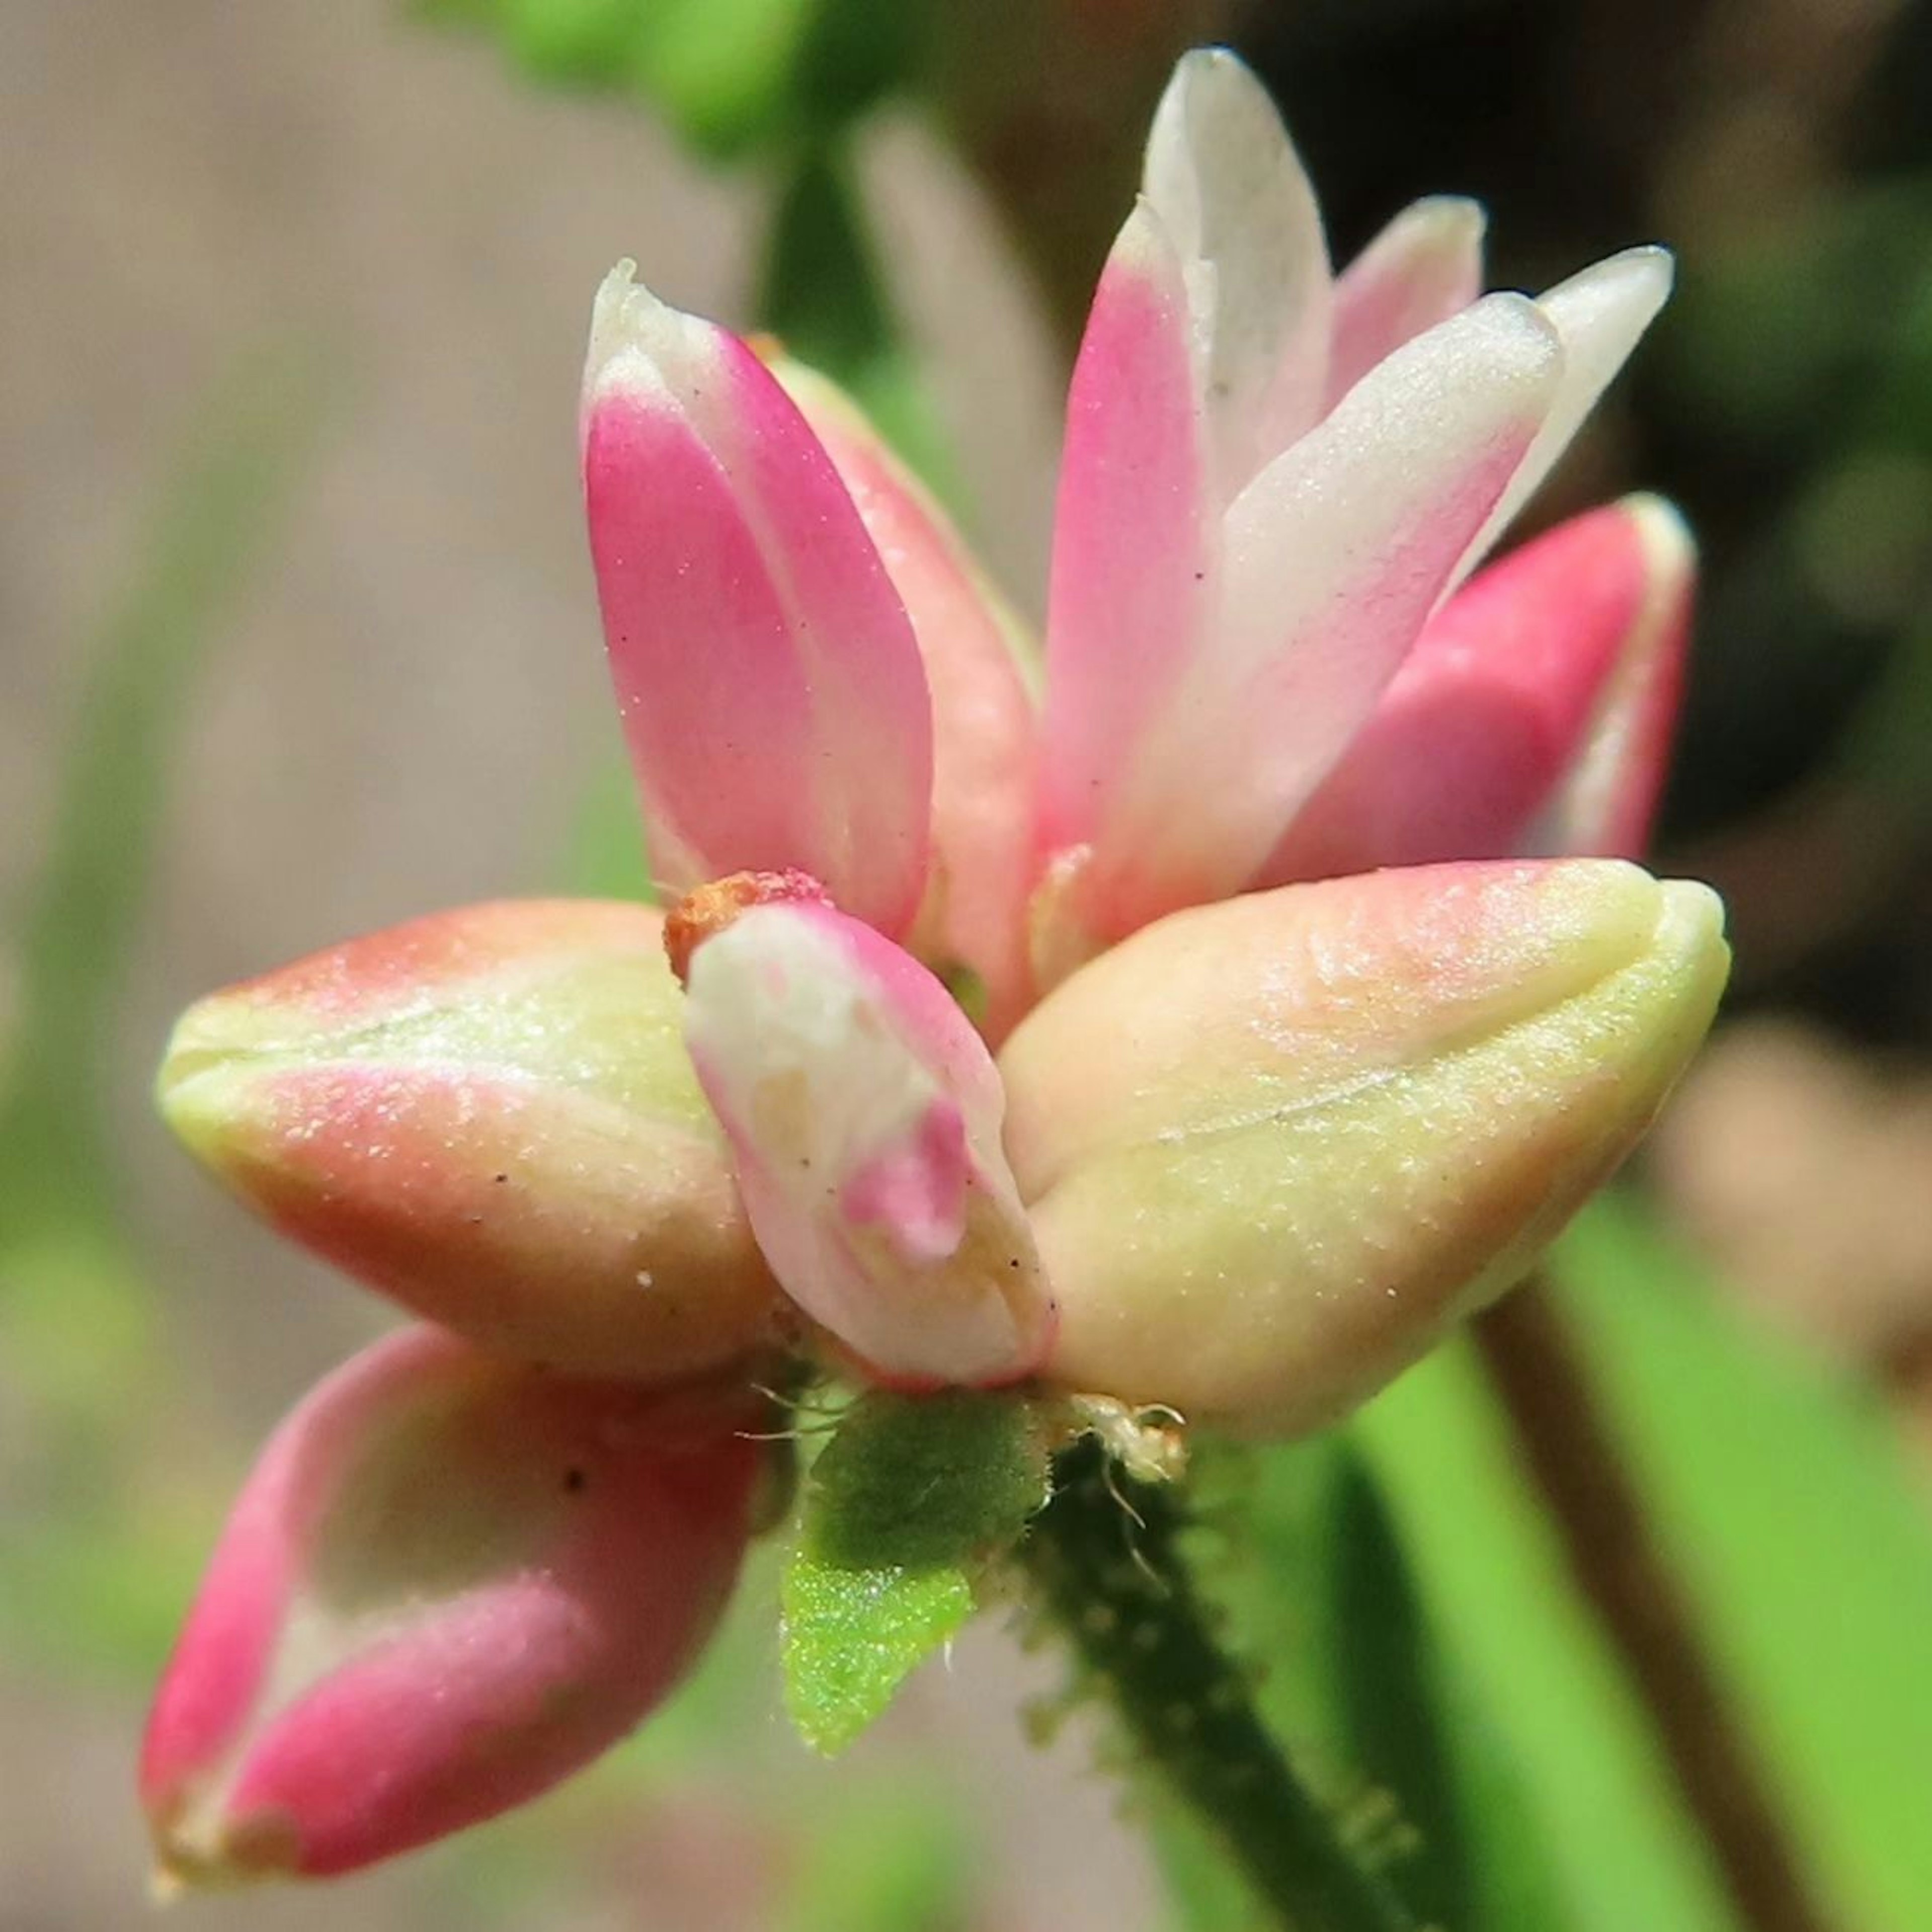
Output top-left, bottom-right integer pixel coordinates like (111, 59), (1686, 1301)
(1021, 1437), (1418, 1932)
(1475, 1286), (1836, 1932)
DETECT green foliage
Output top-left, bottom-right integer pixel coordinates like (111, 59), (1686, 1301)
(1554, 1195), (1932, 1932)
(417, 0), (935, 159)
(1180, 1435), (1568, 1932)
(1356, 1327), (1743, 1932)
(780, 1391), (1050, 1754)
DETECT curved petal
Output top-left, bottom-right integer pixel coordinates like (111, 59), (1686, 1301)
(999, 861), (1729, 1437)
(1260, 495), (1695, 881)
(582, 265), (933, 936)
(1143, 46), (1332, 499)
(1464, 246), (1674, 570)
(157, 900), (780, 1380)
(682, 901), (1054, 1390)
(773, 356), (1041, 1034)
(1526, 495), (1694, 856)
(142, 1328), (763, 1883)
(1039, 203), (1216, 863)
(1327, 195), (1486, 406)
(1079, 293), (1565, 938)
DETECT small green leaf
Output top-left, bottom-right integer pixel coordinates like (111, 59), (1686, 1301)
(782, 1559), (973, 1756)
(781, 1391), (1049, 1754)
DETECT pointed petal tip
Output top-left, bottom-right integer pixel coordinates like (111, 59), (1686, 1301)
(1656, 874), (1729, 959)
(1537, 242), (1675, 336)
(1416, 192), (1488, 239)
(584, 259), (721, 411)
(1619, 490), (1696, 571)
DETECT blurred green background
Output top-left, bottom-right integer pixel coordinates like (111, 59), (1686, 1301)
(7, 1), (1932, 1927)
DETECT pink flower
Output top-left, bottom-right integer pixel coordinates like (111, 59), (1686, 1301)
(147, 44), (1727, 1882)
(141, 1329), (766, 1885)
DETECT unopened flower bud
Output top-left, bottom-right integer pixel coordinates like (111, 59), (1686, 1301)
(157, 900), (780, 1380)
(140, 1327), (764, 1885)
(681, 899), (1056, 1390)
(999, 859), (1728, 1436)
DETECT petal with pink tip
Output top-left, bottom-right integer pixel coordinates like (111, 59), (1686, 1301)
(1259, 495), (1693, 881)
(1143, 46), (1332, 499)
(141, 1328), (763, 1884)
(681, 902), (1054, 1390)
(1526, 495), (1695, 856)
(1039, 203), (1215, 863)
(772, 356), (1041, 1035)
(156, 900), (780, 1382)
(1327, 196), (1486, 406)
(1079, 293), (1565, 937)
(582, 265), (933, 936)
(1465, 246), (1674, 568)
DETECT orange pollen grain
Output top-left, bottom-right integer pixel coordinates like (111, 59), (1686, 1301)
(663, 869), (831, 985)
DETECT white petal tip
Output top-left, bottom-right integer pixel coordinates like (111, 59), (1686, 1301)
(1410, 194), (1488, 243)
(1620, 492), (1697, 577)
(585, 261), (716, 404)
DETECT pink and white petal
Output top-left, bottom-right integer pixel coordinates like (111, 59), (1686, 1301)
(1080, 293), (1564, 937)
(1525, 495), (1695, 857)
(142, 1329), (761, 1883)
(1260, 495), (1684, 882)
(681, 902), (1054, 1390)
(1039, 204), (1216, 862)
(1464, 246), (1674, 569)
(1326, 196), (1486, 407)
(582, 265), (933, 936)
(1143, 47), (1333, 499)
(773, 356), (1041, 1036)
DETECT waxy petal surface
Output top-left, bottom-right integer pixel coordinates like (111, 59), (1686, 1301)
(1262, 495), (1695, 881)
(1079, 294), (1565, 937)
(1466, 247), (1674, 569)
(1327, 196), (1486, 406)
(1526, 497), (1694, 856)
(774, 357), (1041, 1034)
(142, 1328), (762, 1884)
(682, 902), (1054, 1389)
(158, 901), (780, 1381)
(1143, 46), (1332, 499)
(1040, 204), (1215, 867)
(1000, 861), (1728, 1436)
(583, 266), (933, 936)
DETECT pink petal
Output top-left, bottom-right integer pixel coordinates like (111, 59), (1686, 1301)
(773, 356), (1041, 1035)
(1526, 495), (1695, 857)
(156, 900), (779, 1382)
(582, 266), (933, 936)
(1039, 204), (1216, 866)
(142, 1329), (762, 1883)
(681, 901), (1055, 1390)
(1327, 196), (1486, 406)
(1077, 292), (1565, 938)
(1142, 47), (1333, 499)
(1260, 495), (1692, 881)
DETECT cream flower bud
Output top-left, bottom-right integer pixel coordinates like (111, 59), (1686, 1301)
(999, 860), (1728, 1436)
(157, 900), (780, 1380)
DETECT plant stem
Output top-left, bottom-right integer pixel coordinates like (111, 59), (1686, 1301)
(1021, 1437), (1419, 1932)
(1475, 1285), (1837, 1932)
